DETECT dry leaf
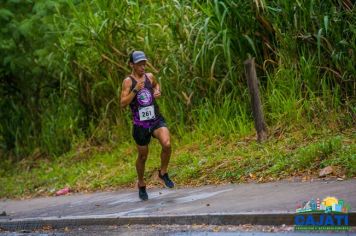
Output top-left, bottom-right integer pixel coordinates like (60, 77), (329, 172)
(319, 166), (333, 177)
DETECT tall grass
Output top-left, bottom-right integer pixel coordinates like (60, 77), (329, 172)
(0, 0), (354, 158)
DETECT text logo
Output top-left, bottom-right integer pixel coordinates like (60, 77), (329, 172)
(295, 196), (350, 231)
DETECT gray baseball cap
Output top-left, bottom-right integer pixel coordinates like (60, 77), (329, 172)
(131, 51), (147, 64)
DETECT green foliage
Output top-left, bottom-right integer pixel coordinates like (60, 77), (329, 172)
(0, 0), (355, 161)
(0, 0), (72, 157)
(0, 126), (354, 198)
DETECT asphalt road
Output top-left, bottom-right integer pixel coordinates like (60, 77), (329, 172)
(1, 178), (355, 233)
(1, 179), (355, 220)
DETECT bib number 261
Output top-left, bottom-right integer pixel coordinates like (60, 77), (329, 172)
(139, 105), (155, 121)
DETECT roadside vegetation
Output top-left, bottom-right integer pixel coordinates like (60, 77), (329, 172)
(0, 0), (355, 198)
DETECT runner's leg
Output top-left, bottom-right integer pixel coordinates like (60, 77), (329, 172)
(136, 145), (148, 187)
(153, 127), (171, 175)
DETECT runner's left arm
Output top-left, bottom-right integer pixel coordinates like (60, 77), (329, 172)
(148, 73), (161, 99)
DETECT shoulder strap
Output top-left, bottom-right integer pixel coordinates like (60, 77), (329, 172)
(128, 75), (137, 90)
(144, 73), (153, 86)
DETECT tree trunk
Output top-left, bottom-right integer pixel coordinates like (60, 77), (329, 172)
(244, 58), (267, 142)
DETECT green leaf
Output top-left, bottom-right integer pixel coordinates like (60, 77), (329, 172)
(243, 34), (257, 56)
(3, 55), (13, 66)
(317, 28), (323, 63)
(8, 0), (22, 3)
(0, 9), (14, 21)
(18, 19), (33, 37)
(324, 15), (329, 34)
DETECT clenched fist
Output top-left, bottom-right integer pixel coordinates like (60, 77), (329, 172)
(153, 88), (161, 98)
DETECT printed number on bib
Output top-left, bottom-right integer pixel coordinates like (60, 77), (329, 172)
(139, 105), (155, 121)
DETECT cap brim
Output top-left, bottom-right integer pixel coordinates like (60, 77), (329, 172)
(133, 58), (147, 64)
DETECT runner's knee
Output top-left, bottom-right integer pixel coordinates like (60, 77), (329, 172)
(137, 154), (148, 162)
(161, 140), (171, 152)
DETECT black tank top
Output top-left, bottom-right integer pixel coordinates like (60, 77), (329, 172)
(129, 74), (161, 128)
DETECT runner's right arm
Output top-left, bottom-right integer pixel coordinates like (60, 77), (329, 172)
(120, 77), (144, 108)
(120, 78), (135, 108)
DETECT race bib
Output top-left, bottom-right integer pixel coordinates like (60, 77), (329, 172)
(139, 105), (155, 121)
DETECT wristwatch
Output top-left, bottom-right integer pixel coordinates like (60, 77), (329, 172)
(132, 88), (139, 94)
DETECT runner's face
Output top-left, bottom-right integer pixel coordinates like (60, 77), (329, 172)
(133, 61), (146, 76)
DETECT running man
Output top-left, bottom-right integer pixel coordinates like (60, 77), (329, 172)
(120, 50), (174, 200)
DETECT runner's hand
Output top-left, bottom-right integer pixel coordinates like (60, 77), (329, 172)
(153, 89), (161, 98)
(135, 81), (145, 91)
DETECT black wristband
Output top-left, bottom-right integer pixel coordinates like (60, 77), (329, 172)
(132, 88), (138, 94)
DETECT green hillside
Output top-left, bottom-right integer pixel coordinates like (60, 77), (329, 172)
(0, 0), (355, 198)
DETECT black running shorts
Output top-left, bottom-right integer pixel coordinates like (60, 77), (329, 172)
(132, 117), (167, 146)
